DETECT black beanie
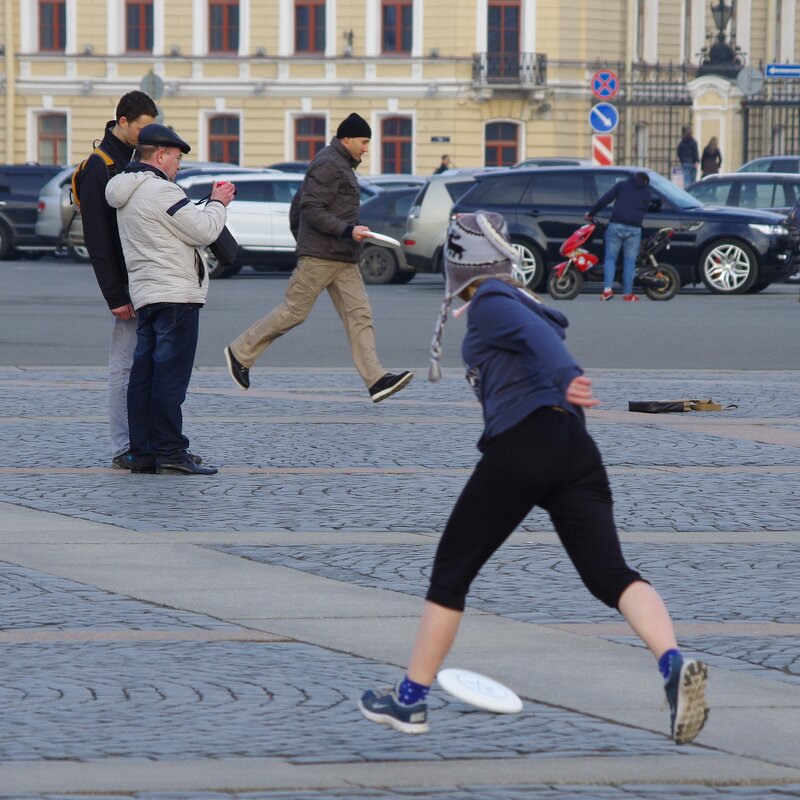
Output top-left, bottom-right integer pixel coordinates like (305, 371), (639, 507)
(336, 113), (372, 139)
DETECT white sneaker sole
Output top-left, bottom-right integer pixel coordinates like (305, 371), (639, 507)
(357, 699), (429, 734)
(673, 660), (709, 745)
(223, 347), (249, 391)
(371, 372), (413, 403)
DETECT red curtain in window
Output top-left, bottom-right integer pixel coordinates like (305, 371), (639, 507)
(381, 117), (412, 173)
(485, 122), (518, 167)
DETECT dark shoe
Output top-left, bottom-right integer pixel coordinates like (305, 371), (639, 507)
(224, 346), (250, 390)
(369, 371), (413, 403)
(358, 687), (428, 734)
(664, 655), (709, 744)
(112, 452), (131, 470)
(157, 460), (218, 475)
(114, 450), (201, 469)
(130, 462), (157, 474)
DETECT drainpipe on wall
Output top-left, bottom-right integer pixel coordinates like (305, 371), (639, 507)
(624, 0), (636, 164)
(4, 0), (14, 163)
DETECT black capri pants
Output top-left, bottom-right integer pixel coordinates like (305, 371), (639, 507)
(427, 407), (644, 612)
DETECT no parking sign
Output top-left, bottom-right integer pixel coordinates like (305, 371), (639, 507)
(591, 69), (619, 99)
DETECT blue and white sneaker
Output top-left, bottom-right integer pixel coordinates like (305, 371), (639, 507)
(358, 687), (429, 734)
(664, 655), (709, 744)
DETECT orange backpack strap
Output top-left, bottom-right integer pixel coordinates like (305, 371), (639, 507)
(71, 145), (117, 207)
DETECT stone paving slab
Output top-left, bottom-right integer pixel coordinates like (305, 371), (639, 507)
(206, 542), (800, 627)
(0, 469), (796, 532)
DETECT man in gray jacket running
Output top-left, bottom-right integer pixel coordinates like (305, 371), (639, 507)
(224, 113), (412, 403)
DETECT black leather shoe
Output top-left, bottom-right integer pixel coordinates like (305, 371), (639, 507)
(369, 371), (413, 403)
(224, 346), (250, 390)
(186, 451), (203, 465)
(158, 460), (218, 475)
(130, 463), (157, 474)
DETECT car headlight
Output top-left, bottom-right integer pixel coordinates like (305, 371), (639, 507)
(749, 223), (789, 236)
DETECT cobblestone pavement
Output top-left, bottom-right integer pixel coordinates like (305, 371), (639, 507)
(0, 366), (798, 798)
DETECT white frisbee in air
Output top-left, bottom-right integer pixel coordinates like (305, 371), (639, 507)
(437, 668), (523, 714)
(363, 231), (402, 248)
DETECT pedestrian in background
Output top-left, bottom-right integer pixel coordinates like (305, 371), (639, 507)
(358, 211), (709, 745)
(106, 124), (236, 475)
(224, 113), (412, 403)
(677, 125), (700, 187)
(585, 172), (652, 302)
(76, 90), (157, 469)
(701, 137), (723, 178)
(433, 155), (453, 174)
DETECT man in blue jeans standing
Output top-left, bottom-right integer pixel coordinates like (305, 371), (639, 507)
(586, 172), (652, 302)
(106, 124), (236, 474)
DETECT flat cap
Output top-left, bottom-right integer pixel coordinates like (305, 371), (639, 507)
(137, 123), (191, 154)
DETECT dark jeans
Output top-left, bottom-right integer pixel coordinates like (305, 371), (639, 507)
(427, 407), (644, 612)
(127, 302), (200, 467)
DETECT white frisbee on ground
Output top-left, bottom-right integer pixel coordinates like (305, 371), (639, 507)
(437, 668), (523, 714)
(363, 231), (402, 248)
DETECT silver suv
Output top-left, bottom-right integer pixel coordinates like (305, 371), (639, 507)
(401, 168), (490, 274)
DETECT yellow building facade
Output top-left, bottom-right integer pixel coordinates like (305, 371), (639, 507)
(0, 0), (798, 174)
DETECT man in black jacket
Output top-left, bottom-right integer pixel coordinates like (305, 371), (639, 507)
(76, 91), (157, 468)
(225, 113), (412, 402)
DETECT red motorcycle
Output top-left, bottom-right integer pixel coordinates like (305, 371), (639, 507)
(547, 223), (681, 301)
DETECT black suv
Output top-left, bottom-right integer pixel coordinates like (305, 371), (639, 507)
(0, 164), (64, 258)
(451, 166), (799, 294)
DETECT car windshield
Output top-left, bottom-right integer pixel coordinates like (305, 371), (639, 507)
(648, 172), (702, 209)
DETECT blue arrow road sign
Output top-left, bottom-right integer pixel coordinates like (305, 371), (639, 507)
(765, 63), (800, 78)
(589, 102), (619, 133)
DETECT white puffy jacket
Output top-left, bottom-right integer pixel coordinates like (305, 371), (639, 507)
(105, 165), (227, 310)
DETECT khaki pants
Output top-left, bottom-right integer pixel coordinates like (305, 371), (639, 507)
(230, 256), (384, 387)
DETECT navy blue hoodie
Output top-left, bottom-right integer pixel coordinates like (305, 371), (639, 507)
(462, 279), (584, 448)
(588, 175), (651, 227)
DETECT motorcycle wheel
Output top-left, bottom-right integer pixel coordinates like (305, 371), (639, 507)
(643, 262), (680, 301)
(547, 268), (583, 300)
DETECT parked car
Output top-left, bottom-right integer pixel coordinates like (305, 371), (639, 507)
(56, 162), (270, 262)
(35, 165), (86, 259)
(177, 171), (303, 278)
(512, 157), (592, 168)
(266, 161), (310, 173)
(0, 163), (64, 258)
(360, 174), (426, 191)
(357, 187), (419, 284)
(450, 165), (799, 294)
(737, 155), (800, 173)
(401, 168), (493, 274)
(686, 172), (800, 214)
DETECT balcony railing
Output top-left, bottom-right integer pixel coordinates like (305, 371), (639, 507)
(472, 52), (547, 88)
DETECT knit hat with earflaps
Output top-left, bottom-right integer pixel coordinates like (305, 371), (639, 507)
(428, 211), (520, 382)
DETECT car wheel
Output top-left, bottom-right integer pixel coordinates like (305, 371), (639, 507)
(68, 245), (90, 262)
(510, 239), (545, 289)
(360, 245), (398, 285)
(699, 239), (758, 294)
(0, 224), (11, 260)
(393, 270), (416, 284)
(746, 280), (770, 293)
(204, 247), (241, 279)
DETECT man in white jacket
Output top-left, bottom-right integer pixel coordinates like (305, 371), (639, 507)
(106, 124), (235, 475)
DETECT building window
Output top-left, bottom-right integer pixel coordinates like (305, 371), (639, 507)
(38, 113), (67, 165)
(209, 0), (239, 53)
(126, 0), (153, 52)
(295, 0), (325, 53)
(381, 117), (412, 173)
(209, 115), (240, 164)
(382, 0), (412, 54)
(295, 117), (326, 160)
(488, 0), (520, 78)
(485, 121), (518, 167)
(39, 0), (66, 51)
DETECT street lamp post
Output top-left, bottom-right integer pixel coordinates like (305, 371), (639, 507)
(697, 1), (743, 78)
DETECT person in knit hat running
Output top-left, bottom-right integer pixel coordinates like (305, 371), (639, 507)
(224, 112), (412, 403)
(358, 211), (709, 745)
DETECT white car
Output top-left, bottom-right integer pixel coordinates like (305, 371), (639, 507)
(35, 165), (87, 260)
(177, 171), (303, 278)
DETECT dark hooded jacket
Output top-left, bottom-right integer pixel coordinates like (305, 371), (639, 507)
(75, 121), (135, 309)
(289, 137), (361, 262)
